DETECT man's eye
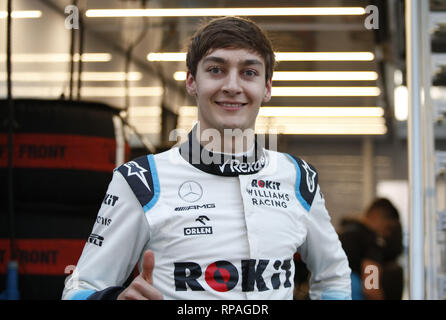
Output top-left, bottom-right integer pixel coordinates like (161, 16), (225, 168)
(244, 70), (257, 77)
(208, 67), (222, 74)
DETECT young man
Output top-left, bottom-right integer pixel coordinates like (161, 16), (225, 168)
(62, 16), (351, 300)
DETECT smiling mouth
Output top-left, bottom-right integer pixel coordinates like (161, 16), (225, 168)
(215, 101), (248, 110)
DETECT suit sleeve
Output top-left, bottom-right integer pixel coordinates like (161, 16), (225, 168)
(61, 170), (151, 300)
(298, 185), (352, 300)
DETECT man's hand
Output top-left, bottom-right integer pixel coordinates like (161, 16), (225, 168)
(117, 250), (164, 300)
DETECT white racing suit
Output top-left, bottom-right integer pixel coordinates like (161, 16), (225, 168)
(62, 131), (351, 300)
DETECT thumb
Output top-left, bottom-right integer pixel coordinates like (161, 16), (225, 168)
(141, 250), (155, 285)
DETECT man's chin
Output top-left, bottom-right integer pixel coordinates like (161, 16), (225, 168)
(218, 121), (251, 132)
(216, 115), (252, 130)
(198, 115), (254, 132)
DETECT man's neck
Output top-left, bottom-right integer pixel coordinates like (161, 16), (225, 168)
(195, 124), (255, 154)
(179, 123), (266, 177)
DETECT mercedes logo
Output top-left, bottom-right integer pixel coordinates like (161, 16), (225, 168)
(178, 181), (203, 203)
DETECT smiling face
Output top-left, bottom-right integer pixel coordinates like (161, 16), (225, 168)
(186, 47), (272, 133)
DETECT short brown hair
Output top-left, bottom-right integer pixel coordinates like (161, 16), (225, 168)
(186, 16), (275, 81)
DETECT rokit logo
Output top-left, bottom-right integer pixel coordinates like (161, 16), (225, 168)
(247, 179), (290, 208)
(184, 216), (213, 236)
(88, 234), (104, 247)
(251, 179), (281, 190)
(175, 203), (215, 212)
(174, 259), (292, 292)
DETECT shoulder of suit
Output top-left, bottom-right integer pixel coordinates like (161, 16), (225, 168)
(114, 154), (160, 212)
(283, 153), (319, 212)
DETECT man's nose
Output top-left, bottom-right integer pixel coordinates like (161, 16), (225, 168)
(222, 70), (242, 95)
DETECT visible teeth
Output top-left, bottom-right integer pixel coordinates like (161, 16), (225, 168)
(219, 103), (243, 107)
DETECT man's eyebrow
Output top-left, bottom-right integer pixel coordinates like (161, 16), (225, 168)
(201, 56), (263, 67)
(202, 56), (227, 64)
(241, 59), (263, 67)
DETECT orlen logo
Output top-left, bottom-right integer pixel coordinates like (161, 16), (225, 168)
(251, 179), (281, 190)
(174, 259), (292, 292)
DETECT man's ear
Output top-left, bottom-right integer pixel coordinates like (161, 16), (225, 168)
(186, 71), (197, 97)
(263, 78), (272, 103)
